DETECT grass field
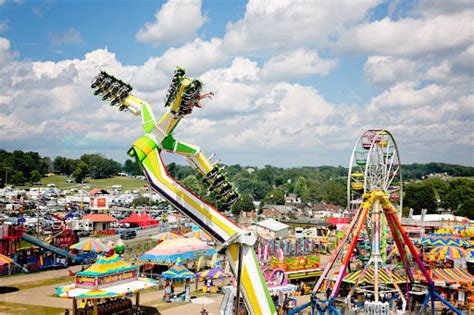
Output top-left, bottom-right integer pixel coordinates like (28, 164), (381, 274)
(0, 301), (65, 315)
(20, 175), (146, 191)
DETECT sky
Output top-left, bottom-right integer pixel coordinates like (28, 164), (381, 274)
(0, 0), (473, 167)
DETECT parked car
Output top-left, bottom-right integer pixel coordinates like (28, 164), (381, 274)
(120, 230), (137, 240)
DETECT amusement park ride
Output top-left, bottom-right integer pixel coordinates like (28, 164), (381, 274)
(91, 70), (461, 314)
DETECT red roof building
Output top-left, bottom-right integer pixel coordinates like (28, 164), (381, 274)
(82, 213), (117, 232)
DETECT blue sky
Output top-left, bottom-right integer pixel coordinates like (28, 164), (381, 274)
(0, 0), (472, 167)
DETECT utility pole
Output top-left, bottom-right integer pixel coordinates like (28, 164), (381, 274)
(4, 166), (11, 186)
(80, 181), (84, 218)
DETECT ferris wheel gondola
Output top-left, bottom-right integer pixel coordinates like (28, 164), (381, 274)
(347, 128), (403, 218)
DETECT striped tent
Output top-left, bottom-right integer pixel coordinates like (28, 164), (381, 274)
(76, 289), (118, 299)
(139, 238), (216, 263)
(0, 254), (13, 266)
(151, 232), (182, 241)
(185, 229), (212, 241)
(429, 268), (474, 285)
(78, 254), (136, 276)
(429, 246), (468, 260)
(197, 267), (232, 280)
(162, 258), (195, 279)
(421, 237), (469, 247)
(70, 238), (111, 252)
(343, 265), (406, 285)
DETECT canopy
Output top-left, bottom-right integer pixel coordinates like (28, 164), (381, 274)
(185, 229), (212, 241)
(140, 211), (158, 226)
(151, 232), (182, 241)
(429, 268), (474, 285)
(119, 211), (142, 224)
(343, 265), (406, 285)
(70, 238), (111, 253)
(421, 236), (469, 247)
(56, 278), (156, 299)
(0, 254), (13, 266)
(139, 238), (216, 263)
(197, 267), (232, 280)
(78, 254), (136, 277)
(162, 258), (195, 279)
(77, 289), (118, 299)
(430, 246), (468, 260)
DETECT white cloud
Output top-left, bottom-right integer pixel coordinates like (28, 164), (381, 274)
(261, 49), (337, 81)
(424, 60), (452, 81)
(135, 0), (206, 47)
(416, 0), (473, 17)
(48, 28), (82, 46)
(364, 56), (418, 84)
(338, 11), (473, 56)
(131, 38), (224, 92)
(0, 37), (15, 64)
(223, 0), (381, 53)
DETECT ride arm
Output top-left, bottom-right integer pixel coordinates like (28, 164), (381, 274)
(128, 143), (275, 315)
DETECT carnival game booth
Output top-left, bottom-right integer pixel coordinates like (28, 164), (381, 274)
(56, 254), (156, 315)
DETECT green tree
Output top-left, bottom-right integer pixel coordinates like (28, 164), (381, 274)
(294, 176), (309, 200)
(304, 180), (323, 203)
(458, 198), (474, 219)
(264, 189), (285, 205)
(232, 193), (255, 215)
(29, 170), (42, 183)
(123, 159), (141, 175)
(404, 182), (437, 214)
(73, 161), (88, 183)
(81, 154), (121, 179)
(321, 179), (346, 206)
(12, 171), (26, 185)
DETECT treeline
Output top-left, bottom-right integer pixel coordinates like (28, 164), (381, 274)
(53, 154), (123, 183)
(405, 177), (473, 219)
(0, 150), (50, 186)
(403, 163), (474, 179)
(1, 149), (473, 219)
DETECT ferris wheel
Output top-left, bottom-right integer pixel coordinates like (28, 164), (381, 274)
(347, 128), (403, 217)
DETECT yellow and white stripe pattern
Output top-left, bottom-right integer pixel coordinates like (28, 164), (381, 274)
(139, 148), (275, 314)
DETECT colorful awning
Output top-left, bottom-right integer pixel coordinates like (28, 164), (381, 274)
(428, 268), (474, 285)
(56, 278), (156, 299)
(70, 238), (111, 253)
(162, 258), (195, 279)
(197, 267), (232, 280)
(185, 229), (212, 241)
(139, 237), (216, 263)
(343, 265), (406, 285)
(77, 254), (137, 276)
(421, 236), (469, 247)
(429, 246), (468, 260)
(151, 232), (182, 241)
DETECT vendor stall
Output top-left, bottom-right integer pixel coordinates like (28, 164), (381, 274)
(56, 254), (156, 315)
